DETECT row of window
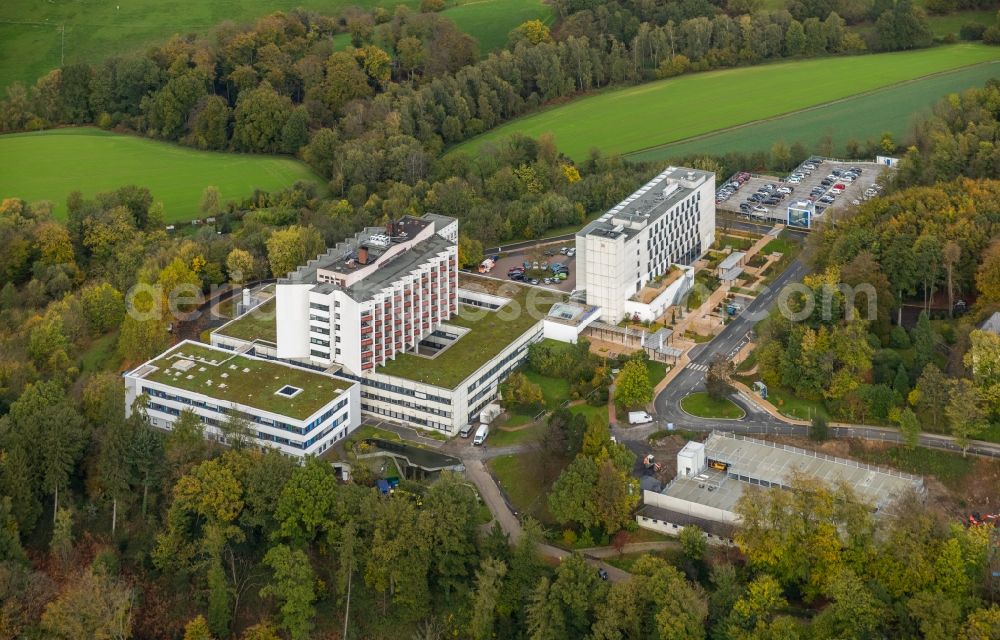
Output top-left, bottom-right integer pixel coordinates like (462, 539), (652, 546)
(361, 390), (451, 418)
(148, 401), (351, 450)
(467, 326), (541, 395)
(362, 403), (450, 432)
(144, 387), (349, 436)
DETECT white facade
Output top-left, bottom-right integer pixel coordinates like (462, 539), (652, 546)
(124, 341), (361, 458)
(358, 318), (545, 434)
(622, 265), (694, 324)
(275, 215), (459, 375)
(676, 440), (706, 478)
(576, 167), (715, 323)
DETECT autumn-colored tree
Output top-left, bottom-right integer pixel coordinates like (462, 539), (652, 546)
(266, 225), (325, 278)
(615, 359), (653, 409)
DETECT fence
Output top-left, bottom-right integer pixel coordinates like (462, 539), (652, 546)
(712, 430), (924, 483)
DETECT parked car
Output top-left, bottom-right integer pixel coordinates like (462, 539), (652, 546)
(819, 195), (835, 204)
(788, 177), (801, 184)
(559, 247), (568, 254)
(763, 197), (780, 205)
(802, 162), (817, 170)
(529, 278), (540, 285)
(776, 187), (793, 194)
(753, 205), (769, 213)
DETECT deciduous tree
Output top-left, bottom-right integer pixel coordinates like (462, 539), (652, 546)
(260, 544), (316, 640)
(615, 360), (652, 409)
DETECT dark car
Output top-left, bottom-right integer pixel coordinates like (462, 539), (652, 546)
(763, 197), (780, 205)
(748, 194), (763, 202)
(820, 179), (833, 187)
(739, 203), (752, 212)
(819, 195), (835, 204)
(597, 568), (609, 581)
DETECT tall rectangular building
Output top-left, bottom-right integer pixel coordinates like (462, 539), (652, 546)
(576, 167), (715, 323)
(275, 214), (459, 375)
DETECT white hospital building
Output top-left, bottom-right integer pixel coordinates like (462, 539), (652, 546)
(576, 166), (716, 323)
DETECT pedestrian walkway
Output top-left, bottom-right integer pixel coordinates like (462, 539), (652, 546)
(686, 363), (709, 373)
(461, 454), (631, 581)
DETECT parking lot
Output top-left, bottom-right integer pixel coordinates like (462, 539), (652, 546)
(486, 242), (578, 292)
(716, 158), (891, 224)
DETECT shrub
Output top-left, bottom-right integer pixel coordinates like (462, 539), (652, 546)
(420, 0), (446, 12)
(960, 22), (987, 40)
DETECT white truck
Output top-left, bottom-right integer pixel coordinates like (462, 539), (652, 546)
(628, 411), (653, 425)
(479, 403), (502, 425)
(473, 424), (490, 446)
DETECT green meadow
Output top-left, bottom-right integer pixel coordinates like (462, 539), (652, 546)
(451, 44), (1000, 161)
(0, 0), (551, 92)
(0, 128), (323, 221)
(628, 60), (1000, 162)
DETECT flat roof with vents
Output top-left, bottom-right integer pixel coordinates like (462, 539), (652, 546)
(135, 341), (353, 420)
(578, 166), (712, 241)
(653, 431), (924, 519)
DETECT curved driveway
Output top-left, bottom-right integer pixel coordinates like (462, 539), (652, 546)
(618, 257), (1000, 460)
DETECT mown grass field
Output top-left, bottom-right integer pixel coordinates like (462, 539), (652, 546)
(629, 60), (1000, 162)
(451, 44), (1000, 160)
(0, 0), (551, 92)
(0, 128), (323, 221)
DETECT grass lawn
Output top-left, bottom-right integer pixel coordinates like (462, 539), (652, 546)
(766, 386), (830, 421)
(762, 234), (798, 257)
(489, 424), (543, 447)
(488, 453), (559, 524)
(452, 44), (1000, 160)
(213, 298), (277, 344)
(925, 10), (998, 37)
(569, 402), (609, 426)
(524, 370), (571, 409)
(646, 360), (668, 386)
(680, 392), (745, 419)
(145, 342), (352, 420)
(847, 442), (975, 489)
(377, 274), (563, 388)
(80, 332), (119, 374)
(0, 128), (323, 221)
(715, 234), (756, 251)
(0, 0), (551, 91)
(628, 60), (1000, 162)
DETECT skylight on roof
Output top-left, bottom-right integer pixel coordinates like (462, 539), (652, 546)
(275, 385), (303, 398)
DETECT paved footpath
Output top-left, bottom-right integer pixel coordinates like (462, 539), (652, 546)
(462, 457), (632, 582)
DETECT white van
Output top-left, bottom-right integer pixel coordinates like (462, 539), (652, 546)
(473, 425), (489, 446)
(628, 411), (653, 425)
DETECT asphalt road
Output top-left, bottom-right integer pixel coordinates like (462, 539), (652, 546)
(615, 256), (1000, 461)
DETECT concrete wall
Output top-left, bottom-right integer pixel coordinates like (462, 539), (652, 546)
(635, 514), (734, 546)
(276, 283), (312, 359)
(622, 266), (693, 323)
(642, 489), (738, 524)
